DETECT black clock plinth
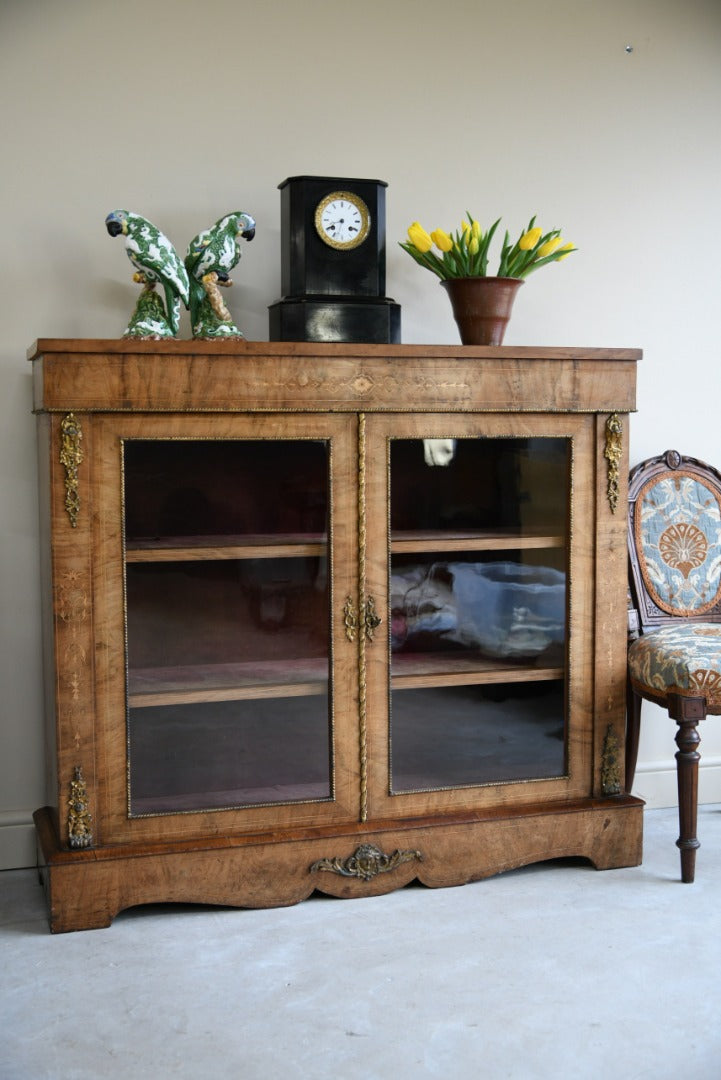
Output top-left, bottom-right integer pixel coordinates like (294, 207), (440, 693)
(269, 175), (402, 344)
(269, 297), (401, 345)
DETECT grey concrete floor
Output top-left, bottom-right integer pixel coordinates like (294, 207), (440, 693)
(2, 805), (721, 1080)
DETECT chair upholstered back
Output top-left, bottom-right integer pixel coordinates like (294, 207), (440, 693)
(628, 450), (721, 632)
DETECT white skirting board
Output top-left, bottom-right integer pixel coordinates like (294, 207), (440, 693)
(0, 811), (38, 871)
(631, 758), (721, 810)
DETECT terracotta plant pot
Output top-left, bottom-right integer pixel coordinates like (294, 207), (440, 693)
(441, 276), (524, 346)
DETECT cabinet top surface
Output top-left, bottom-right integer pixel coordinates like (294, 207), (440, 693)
(28, 338), (642, 362)
(29, 339), (640, 414)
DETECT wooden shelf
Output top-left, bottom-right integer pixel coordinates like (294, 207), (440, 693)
(391, 650), (563, 689)
(128, 658), (329, 708)
(127, 650), (563, 709)
(126, 529), (563, 563)
(391, 529), (565, 554)
(126, 533), (327, 563)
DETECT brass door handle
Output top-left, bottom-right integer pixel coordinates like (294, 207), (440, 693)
(364, 596), (382, 642)
(343, 597), (358, 642)
(344, 596), (382, 642)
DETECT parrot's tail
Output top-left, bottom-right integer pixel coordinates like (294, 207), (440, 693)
(164, 287), (183, 336)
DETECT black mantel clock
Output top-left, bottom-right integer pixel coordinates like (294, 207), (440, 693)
(268, 175), (401, 344)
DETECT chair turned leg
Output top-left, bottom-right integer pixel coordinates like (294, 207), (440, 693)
(667, 692), (704, 884)
(625, 678), (642, 793)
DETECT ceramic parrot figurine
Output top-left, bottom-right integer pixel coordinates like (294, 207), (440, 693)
(184, 211), (256, 338)
(105, 210), (190, 338)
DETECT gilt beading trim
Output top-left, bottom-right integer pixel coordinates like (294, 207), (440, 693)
(357, 413), (369, 822)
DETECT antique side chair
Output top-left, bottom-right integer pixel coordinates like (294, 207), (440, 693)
(626, 449), (721, 883)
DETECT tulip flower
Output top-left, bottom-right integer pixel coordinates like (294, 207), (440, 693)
(407, 222), (433, 253)
(431, 228), (453, 253)
(537, 236), (562, 258)
(519, 226), (543, 251)
(400, 211), (575, 280)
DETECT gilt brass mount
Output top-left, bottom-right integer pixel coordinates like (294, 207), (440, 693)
(343, 596), (358, 641)
(604, 413), (623, 514)
(67, 764), (93, 849)
(364, 595), (382, 641)
(344, 596), (381, 643)
(310, 843), (423, 881)
(60, 412), (84, 527)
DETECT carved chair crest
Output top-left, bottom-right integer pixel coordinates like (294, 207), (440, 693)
(628, 449), (721, 632)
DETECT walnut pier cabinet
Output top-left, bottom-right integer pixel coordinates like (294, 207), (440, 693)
(30, 339), (643, 932)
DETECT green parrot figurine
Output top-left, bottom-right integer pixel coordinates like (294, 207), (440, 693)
(105, 210), (190, 338)
(185, 211), (256, 338)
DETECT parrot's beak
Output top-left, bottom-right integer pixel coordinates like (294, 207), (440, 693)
(242, 227), (255, 242)
(106, 220), (124, 237)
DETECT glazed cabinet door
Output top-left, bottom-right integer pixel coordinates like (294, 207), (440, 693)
(364, 412), (596, 819)
(91, 412), (358, 843)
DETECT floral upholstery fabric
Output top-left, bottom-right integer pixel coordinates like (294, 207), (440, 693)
(628, 622), (721, 706)
(636, 472), (721, 616)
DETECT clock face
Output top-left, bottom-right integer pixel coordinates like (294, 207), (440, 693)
(314, 191), (371, 250)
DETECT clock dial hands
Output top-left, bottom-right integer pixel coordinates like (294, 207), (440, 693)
(323, 204), (361, 242)
(315, 193), (370, 249)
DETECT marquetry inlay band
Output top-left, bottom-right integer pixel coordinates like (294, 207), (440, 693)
(601, 723), (622, 796)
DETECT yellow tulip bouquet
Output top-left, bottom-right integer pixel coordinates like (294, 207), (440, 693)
(400, 214), (575, 280)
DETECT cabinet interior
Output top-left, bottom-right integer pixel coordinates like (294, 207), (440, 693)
(122, 433), (571, 814)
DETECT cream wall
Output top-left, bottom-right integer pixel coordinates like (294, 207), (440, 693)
(1, 0), (720, 869)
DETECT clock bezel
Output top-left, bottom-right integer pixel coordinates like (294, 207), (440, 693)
(314, 191), (371, 251)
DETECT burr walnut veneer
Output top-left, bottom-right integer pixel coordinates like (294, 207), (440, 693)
(30, 338), (643, 932)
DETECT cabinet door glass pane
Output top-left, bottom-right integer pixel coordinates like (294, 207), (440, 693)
(123, 439), (332, 816)
(389, 437), (569, 794)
